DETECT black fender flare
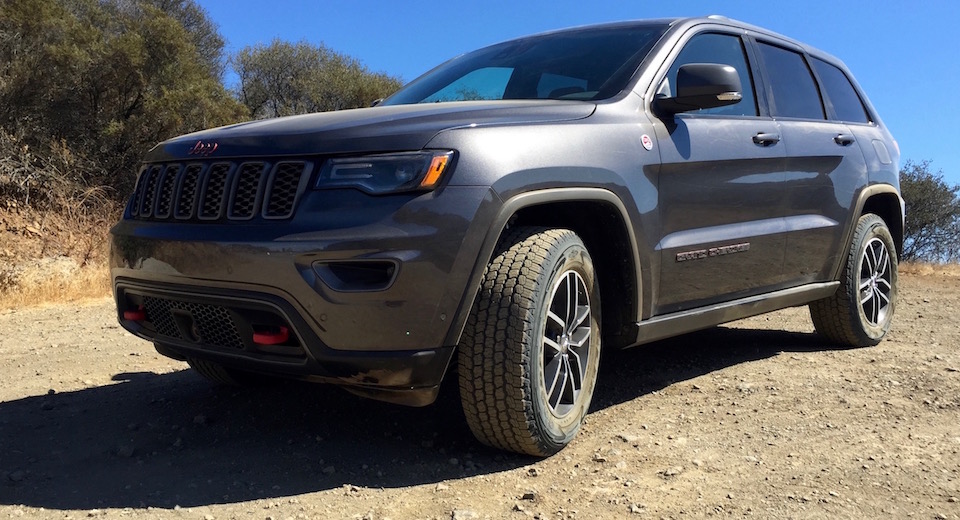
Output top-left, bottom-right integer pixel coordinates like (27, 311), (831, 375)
(832, 183), (904, 280)
(442, 187), (644, 346)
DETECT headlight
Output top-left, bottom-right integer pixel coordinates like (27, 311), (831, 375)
(316, 151), (454, 194)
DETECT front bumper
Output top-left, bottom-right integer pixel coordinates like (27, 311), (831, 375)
(110, 186), (497, 405)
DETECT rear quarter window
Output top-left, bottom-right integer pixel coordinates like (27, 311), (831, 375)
(811, 58), (871, 123)
(757, 43), (825, 120)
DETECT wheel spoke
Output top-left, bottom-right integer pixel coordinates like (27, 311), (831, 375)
(543, 336), (562, 355)
(545, 356), (563, 402)
(571, 305), (590, 332)
(562, 355), (576, 401)
(547, 310), (565, 328)
(567, 347), (585, 385)
(860, 288), (874, 306)
(877, 287), (891, 306)
(570, 326), (591, 348)
(876, 278), (892, 294)
(553, 362), (569, 407)
(869, 290), (880, 323)
(875, 245), (889, 276)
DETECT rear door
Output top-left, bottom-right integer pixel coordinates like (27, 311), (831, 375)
(752, 40), (869, 284)
(650, 30), (786, 313)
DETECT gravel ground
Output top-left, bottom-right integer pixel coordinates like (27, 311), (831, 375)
(1, 271), (958, 519)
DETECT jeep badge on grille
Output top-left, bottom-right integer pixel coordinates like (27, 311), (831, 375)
(187, 140), (218, 156)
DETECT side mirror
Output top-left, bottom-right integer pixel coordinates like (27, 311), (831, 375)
(654, 63), (743, 115)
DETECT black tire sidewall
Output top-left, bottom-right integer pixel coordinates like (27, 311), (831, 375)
(527, 235), (601, 449)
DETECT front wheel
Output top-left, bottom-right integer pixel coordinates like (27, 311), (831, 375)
(458, 227), (601, 456)
(810, 213), (898, 346)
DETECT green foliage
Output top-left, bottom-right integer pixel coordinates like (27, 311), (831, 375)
(900, 160), (960, 263)
(232, 39), (403, 119)
(0, 0), (245, 201)
(0, 0), (403, 207)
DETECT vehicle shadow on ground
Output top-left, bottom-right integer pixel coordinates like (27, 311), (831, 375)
(0, 326), (858, 510)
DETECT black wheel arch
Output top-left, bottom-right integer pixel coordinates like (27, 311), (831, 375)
(444, 188), (646, 349)
(833, 184), (904, 281)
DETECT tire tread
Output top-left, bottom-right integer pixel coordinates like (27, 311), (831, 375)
(458, 227), (578, 456)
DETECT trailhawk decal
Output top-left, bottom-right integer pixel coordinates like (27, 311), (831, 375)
(676, 242), (751, 262)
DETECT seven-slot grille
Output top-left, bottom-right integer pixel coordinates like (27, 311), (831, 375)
(130, 160), (310, 221)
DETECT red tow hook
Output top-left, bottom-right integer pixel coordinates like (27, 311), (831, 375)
(253, 326), (290, 346)
(123, 306), (146, 321)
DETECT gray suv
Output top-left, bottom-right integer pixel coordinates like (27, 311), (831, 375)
(111, 16), (902, 456)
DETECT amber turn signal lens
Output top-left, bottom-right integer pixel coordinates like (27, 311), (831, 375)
(420, 154), (451, 188)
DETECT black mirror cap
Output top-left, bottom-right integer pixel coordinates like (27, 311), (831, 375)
(654, 63), (743, 115)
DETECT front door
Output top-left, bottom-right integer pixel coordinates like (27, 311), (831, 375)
(651, 31), (786, 313)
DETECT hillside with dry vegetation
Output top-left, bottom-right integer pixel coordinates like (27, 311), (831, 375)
(0, 0), (402, 309)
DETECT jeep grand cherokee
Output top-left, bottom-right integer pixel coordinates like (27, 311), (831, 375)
(111, 16), (902, 456)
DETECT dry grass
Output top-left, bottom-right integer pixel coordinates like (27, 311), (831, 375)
(0, 193), (118, 310)
(0, 259), (110, 311)
(899, 261), (960, 277)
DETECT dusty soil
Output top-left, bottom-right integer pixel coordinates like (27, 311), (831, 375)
(1, 272), (958, 520)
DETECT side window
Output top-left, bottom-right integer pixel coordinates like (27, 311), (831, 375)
(662, 33), (758, 116)
(811, 58), (871, 123)
(757, 43), (825, 120)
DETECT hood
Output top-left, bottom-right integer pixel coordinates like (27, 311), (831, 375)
(146, 100), (596, 161)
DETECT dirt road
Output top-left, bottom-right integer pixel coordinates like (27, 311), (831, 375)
(1, 271), (958, 519)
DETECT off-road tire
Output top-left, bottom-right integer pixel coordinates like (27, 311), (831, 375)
(458, 227), (601, 456)
(810, 213), (898, 346)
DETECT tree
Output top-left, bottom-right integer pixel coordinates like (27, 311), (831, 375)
(231, 40), (402, 119)
(900, 160), (960, 263)
(0, 0), (246, 200)
(125, 0), (228, 79)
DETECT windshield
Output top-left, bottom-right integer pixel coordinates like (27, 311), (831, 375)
(381, 23), (669, 105)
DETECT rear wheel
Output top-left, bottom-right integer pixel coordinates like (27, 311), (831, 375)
(810, 213), (898, 346)
(458, 227), (601, 456)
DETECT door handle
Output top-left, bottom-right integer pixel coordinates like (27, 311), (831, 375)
(834, 134), (856, 146)
(753, 132), (781, 146)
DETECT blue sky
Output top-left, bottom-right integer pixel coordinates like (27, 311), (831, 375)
(198, 0), (959, 186)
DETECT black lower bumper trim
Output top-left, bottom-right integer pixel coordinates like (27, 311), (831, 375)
(115, 279), (456, 405)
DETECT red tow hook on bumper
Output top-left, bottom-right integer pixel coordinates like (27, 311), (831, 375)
(252, 326), (289, 346)
(123, 306), (146, 321)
